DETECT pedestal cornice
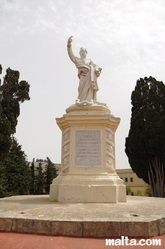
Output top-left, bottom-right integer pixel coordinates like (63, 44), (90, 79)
(56, 104), (120, 132)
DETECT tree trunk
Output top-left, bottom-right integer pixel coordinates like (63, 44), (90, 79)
(148, 157), (164, 197)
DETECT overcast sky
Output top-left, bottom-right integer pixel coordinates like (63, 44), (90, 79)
(1, 0), (165, 169)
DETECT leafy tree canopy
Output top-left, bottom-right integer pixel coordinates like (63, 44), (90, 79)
(31, 157), (58, 195)
(0, 65), (30, 160)
(125, 76), (165, 197)
(0, 137), (31, 197)
(34, 162), (45, 195)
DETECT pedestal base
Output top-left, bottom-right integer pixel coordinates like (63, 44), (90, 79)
(49, 173), (126, 203)
(50, 103), (126, 203)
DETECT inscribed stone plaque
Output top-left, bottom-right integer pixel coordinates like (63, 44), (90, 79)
(75, 130), (101, 166)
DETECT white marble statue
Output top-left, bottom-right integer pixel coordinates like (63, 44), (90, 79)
(67, 36), (102, 105)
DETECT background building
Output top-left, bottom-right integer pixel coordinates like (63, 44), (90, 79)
(116, 168), (149, 196)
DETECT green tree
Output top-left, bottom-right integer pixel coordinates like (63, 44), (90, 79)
(125, 76), (165, 197)
(0, 163), (8, 197)
(29, 159), (35, 194)
(134, 190), (143, 196)
(0, 66), (30, 160)
(0, 137), (31, 197)
(45, 157), (58, 193)
(34, 161), (45, 194)
(126, 186), (132, 195)
(145, 186), (152, 197)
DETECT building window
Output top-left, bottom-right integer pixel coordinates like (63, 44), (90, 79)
(130, 177), (133, 182)
(125, 177), (128, 182)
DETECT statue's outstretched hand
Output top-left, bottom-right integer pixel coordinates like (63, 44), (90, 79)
(67, 36), (73, 47)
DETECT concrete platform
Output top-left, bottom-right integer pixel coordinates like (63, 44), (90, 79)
(0, 195), (165, 238)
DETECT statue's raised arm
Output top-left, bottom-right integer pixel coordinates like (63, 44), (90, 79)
(67, 36), (102, 106)
(67, 36), (76, 64)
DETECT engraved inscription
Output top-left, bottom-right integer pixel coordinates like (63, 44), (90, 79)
(75, 130), (101, 166)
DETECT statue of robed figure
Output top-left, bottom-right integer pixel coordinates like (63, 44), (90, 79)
(67, 36), (102, 105)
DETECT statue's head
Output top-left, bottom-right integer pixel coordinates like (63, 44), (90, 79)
(79, 47), (87, 58)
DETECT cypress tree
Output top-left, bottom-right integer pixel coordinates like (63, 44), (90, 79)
(0, 66), (30, 160)
(125, 76), (165, 197)
(34, 161), (45, 194)
(29, 159), (35, 194)
(45, 157), (58, 193)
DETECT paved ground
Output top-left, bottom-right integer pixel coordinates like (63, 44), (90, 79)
(0, 232), (165, 249)
(0, 195), (165, 248)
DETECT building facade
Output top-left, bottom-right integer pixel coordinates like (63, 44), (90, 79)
(116, 168), (149, 196)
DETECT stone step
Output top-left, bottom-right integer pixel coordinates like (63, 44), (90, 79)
(0, 195), (165, 238)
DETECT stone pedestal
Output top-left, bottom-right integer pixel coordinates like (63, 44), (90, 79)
(49, 104), (126, 203)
